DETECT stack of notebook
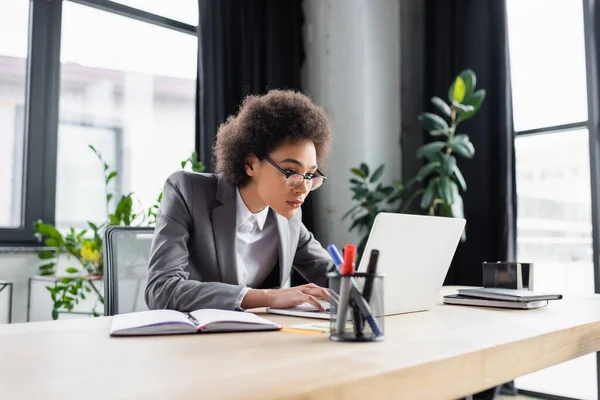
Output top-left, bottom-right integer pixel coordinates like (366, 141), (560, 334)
(443, 288), (563, 310)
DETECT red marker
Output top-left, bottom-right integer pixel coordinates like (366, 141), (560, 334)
(341, 244), (356, 275)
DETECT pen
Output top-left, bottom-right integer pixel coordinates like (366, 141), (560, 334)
(362, 249), (380, 303)
(335, 244), (355, 336)
(327, 244), (383, 337)
(326, 244), (343, 270)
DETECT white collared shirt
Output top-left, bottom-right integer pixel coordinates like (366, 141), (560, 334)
(234, 188), (279, 309)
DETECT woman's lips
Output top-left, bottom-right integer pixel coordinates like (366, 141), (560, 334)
(287, 200), (304, 208)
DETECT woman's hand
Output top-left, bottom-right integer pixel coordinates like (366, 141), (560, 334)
(266, 283), (332, 311)
(241, 283), (335, 311)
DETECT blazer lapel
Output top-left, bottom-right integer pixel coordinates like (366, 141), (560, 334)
(211, 176), (238, 285)
(275, 213), (292, 287)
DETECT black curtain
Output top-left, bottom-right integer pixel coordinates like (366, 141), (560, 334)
(195, 0), (316, 284)
(401, 0), (517, 287)
(196, 0), (305, 171)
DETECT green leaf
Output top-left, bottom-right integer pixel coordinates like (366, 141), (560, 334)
(34, 222), (64, 243)
(181, 161), (186, 169)
(38, 250), (56, 260)
(39, 262), (55, 271)
(370, 191), (387, 202)
(341, 205), (360, 220)
(106, 171), (118, 184)
(88, 221), (99, 232)
(448, 76), (466, 103)
(369, 165), (385, 183)
(85, 286), (92, 293)
(448, 134), (475, 158)
(349, 178), (362, 185)
(459, 69), (476, 99)
(420, 180), (437, 209)
(45, 238), (59, 247)
(416, 141), (446, 159)
(416, 161), (441, 181)
(52, 309), (59, 320)
(417, 112), (449, 134)
(351, 188), (369, 200)
(437, 177), (458, 205)
(451, 101), (475, 113)
(60, 277), (75, 284)
(351, 168), (366, 179)
(40, 270), (55, 276)
(458, 89), (486, 123)
(380, 186), (395, 196)
(81, 293), (86, 300)
(359, 163), (369, 178)
(106, 194), (113, 203)
(431, 96), (451, 118)
(453, 164), (467, 191)
(88, 145), (98, 155)
(104, 162), (109, 172)
(65, 267), (79, 274)
(349, 214), (368, 232)
(441, 155), (457, 177)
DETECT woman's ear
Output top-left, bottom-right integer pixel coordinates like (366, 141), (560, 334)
(244, 155), (259, 177)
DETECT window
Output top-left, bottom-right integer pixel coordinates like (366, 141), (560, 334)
(0, 0), (198, 244)
(111, 0), (198, 25)
(507, 0), (598, 398)
(0, 1), (29, 228)
(57, 2), (196, 230)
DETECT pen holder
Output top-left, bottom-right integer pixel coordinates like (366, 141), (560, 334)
(327, 272), (385, 342)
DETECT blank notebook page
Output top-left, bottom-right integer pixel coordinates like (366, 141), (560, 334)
(111, 309), (193, 332)
(189, 309), (275, 327)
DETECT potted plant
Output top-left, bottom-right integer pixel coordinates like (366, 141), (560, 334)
(344, 69), (486, 258)
(33, 146), (205, 320)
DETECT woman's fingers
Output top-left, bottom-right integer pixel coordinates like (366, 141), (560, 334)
(303, 294), (325, 311)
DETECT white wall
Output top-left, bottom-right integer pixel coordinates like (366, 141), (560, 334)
(302, 0), (402, 248)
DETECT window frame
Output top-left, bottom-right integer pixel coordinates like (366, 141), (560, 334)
(509, 1), (600, 399)
(0, 0), (197, 246)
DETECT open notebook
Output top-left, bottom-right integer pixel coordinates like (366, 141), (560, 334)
(110, 309), (282, 336)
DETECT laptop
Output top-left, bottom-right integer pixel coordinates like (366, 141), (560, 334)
(266, 212), (465, 319)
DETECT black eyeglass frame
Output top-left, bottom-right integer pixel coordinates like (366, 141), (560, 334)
(263, 157), (328, 190)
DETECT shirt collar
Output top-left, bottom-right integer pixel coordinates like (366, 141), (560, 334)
(236, 188), (269, 231)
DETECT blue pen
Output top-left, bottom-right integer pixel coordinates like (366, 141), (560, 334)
(327, 244), (383, 337)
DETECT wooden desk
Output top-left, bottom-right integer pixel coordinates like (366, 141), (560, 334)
(2, 290), (600, 400)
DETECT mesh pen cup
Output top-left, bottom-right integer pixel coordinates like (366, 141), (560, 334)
(328, 272), (385, 342)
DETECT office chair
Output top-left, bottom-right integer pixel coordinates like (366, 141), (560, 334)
(103, 226), (154, 316)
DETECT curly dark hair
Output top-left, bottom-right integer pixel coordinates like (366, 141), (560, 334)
(214, 90), (333, 187)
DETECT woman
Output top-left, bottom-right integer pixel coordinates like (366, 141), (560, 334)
(145, 90), (335, 312)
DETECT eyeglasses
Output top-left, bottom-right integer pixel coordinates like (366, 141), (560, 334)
(263, 157), (327, 191)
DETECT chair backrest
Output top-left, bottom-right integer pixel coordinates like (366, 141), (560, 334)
(103, 226), (154, 316)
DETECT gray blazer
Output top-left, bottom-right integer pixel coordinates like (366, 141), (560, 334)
(144, 171), (333, 312)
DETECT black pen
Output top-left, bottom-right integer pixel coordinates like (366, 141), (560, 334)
(362, 249), (380, 303)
